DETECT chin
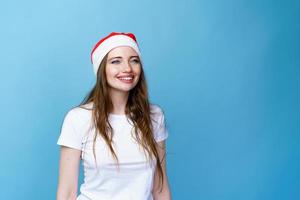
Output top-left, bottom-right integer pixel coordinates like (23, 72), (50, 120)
(121, 86), (136, 92)
(110, 86), (135, 93)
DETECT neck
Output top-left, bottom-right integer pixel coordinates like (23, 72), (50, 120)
(109, 89), (129, 115)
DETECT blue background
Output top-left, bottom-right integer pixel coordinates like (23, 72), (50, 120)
(1, 0), (299, 199)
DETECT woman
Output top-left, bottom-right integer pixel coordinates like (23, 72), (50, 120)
(56, 32), (171, 200)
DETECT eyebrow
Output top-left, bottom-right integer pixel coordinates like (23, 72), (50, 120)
(108, 56), (139, 61)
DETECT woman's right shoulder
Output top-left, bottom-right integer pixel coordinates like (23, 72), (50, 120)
(64, 102), (94, 123)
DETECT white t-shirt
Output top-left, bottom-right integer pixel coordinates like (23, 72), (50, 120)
(57, 102), (169, 200)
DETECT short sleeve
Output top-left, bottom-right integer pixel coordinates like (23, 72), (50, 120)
(152, 105), (169, 142)
(57, 109), (83, 150)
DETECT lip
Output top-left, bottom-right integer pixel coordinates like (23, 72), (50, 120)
(117, 75), (134, 78)
(117, 76), (134, 84)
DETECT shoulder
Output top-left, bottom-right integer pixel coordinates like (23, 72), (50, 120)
(150, 103), (165, 115)
(149, 103), (166, 125)
(58, 103), (94, 150)
(149, 103), (169, 142)
(63, 102), (94, 125)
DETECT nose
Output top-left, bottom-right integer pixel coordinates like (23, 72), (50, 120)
(123, 60), (133, 72)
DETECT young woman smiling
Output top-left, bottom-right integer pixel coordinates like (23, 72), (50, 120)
(56, 32), (171, 200)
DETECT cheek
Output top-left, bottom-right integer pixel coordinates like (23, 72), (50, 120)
(105, 66), (118, 79)
(134, 66), (142, 76)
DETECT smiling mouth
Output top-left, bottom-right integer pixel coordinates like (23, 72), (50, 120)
(117, 76), (134, 83)
(118, 77), (133, 80)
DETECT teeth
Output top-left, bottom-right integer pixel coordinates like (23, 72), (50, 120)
(118, 77), (133, 80)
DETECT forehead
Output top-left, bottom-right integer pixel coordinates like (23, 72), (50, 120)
(107, 46), (138, 58)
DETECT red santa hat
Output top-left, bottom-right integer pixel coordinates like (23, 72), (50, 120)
(91, 32), (142, 75)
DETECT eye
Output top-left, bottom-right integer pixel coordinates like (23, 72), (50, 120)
(131, 59), (140, 64)
(111, 60), (120, 64)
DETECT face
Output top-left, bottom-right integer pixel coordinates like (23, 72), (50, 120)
(105, 46), (141, 93)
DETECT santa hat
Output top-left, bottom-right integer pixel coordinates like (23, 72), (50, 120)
(91, 32), (142, 75)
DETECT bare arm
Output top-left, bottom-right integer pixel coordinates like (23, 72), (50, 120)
(153, 140), (172, 200)
(56, 146), (81, 200)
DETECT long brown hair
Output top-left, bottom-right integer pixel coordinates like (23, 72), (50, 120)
(78, 52), (165, 192)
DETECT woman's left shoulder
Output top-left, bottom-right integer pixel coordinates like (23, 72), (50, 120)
(150, 103), (165, 115)
(149, 103), (169, 142)
(150, 103), (164, 118)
